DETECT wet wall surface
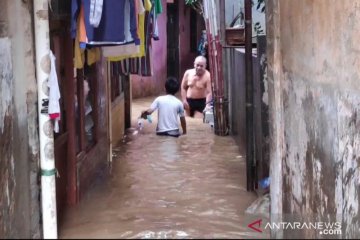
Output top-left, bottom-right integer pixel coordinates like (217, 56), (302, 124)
(267, 1), (360, 238)
(59, 97), (265, 239)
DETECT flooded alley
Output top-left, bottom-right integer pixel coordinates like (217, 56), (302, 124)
(59, 97), (264, 239)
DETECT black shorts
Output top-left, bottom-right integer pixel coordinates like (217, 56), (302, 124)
(187, 98), (206, 117)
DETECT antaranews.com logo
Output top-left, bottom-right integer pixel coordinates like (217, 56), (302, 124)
(247, 218), (342, 236)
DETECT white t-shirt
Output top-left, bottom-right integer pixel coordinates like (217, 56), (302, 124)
(150, 95), (185, 133)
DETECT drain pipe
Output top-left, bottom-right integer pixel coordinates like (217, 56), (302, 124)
(203, 0), (228, 136)
(245, 0), (255, 191)
(33, 0), (58, 238)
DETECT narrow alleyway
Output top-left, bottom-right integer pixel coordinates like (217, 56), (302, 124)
(59, 97), (264, 239)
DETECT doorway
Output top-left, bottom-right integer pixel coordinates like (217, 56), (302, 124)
(49, 18), (75, 223)
(167, 1), (179, 80)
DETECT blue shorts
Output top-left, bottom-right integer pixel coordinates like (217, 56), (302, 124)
(156, 129), (180, 138)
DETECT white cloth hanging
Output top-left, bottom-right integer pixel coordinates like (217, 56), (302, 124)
(89, 0), (103, 27)
(48, 50), (61, 133)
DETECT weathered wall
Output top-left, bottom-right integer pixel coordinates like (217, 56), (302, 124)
(111, 96), (125, 145)
(267, 0), (360, 238)
(78, 60), (109, 200)
(0, 0), (40, 238)
(226, 44), (269, 188)
(131, 0), (168, 98)
(227, 49), (247, 152)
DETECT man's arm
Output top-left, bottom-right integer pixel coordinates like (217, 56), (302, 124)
(141, 98), (158, 119)
(180, 116), (187, 135)
(205, 75), (212, 108)
(141, 108), (154, 119)
(181, 71), (190, 113)
(181, 71), (188, 103)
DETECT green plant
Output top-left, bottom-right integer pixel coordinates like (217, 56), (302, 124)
(185, 0), (199, 4)
(254, 22), (264, 35)
(253, 0), (265, 13)
(185, 0), (204, 16)
(252, 0), (265, 35)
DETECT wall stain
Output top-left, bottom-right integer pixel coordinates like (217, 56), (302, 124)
(35, 10), (48, 20)
(0, 113), (14, 238)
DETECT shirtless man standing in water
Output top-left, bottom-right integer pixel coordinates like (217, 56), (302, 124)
(181, 56), (212, 118)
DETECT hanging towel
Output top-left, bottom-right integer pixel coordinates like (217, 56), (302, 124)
(102, 44), (140, 57)
(74, 10), (85, 69)
(107, 0), (148, 62)
(102, 0), (141, 58)
(48, 50), (61, 133)
(89, 0), (103, 27)
(79, 3), (89, 47)
(87, 47), (101, 65)
(154, 0), (162, 15)
(72, 0), (140, 45)
(151, 0), (162, 40)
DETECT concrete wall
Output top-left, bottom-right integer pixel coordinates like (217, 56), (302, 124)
(267, 0), (360, 238)
(0, 0), (41, 238)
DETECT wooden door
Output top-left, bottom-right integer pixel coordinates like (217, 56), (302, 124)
(50, 19), (77, 223)
(167, 1), (179, 79)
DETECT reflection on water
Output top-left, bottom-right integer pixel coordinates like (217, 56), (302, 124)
(59, 97), (266, 239)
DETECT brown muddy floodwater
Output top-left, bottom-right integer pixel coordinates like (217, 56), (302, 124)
(59, 97), (266, 239)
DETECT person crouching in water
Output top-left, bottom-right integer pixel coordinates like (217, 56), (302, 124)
(141, 77), (187, 137)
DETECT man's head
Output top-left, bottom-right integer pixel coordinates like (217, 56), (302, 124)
(194, 56), (207, 76)
(165, 77), (180, 95)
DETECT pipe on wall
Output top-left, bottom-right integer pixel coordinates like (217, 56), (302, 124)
(244, 0), (255, 191)
(203, 0), (229, 136)
(33, 0), (58, 238)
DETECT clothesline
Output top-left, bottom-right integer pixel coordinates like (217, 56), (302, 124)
(71, 0), (163, 77)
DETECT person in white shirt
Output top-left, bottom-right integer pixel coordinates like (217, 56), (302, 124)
(141, 77), (187, 137)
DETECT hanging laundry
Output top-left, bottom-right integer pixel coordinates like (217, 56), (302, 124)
(72, 0), (140, 45)
(136, 0), (146, 23)
(74, 31), (85, 68)
(130, 58), (140, 74)
(74, 10), (100, 69)
(78, 4), (88, 48)
(102, 0), (142, 58)
(104, 0), (156, 77)
(87, 47), (101, 65)
(141, 4), (154, 76)
(107, 0), (149, 62)
(140, 46), (152, 76)
(148, 0), (163, 41)
(48, 50), (61, 133)
(124, 0), (139, 43)
(89, 0), (103, 27)
(102, 44), (140, 58)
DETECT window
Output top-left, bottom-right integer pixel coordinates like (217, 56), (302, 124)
(110, 62), (125, 102)
(75, 65), (98, 153)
